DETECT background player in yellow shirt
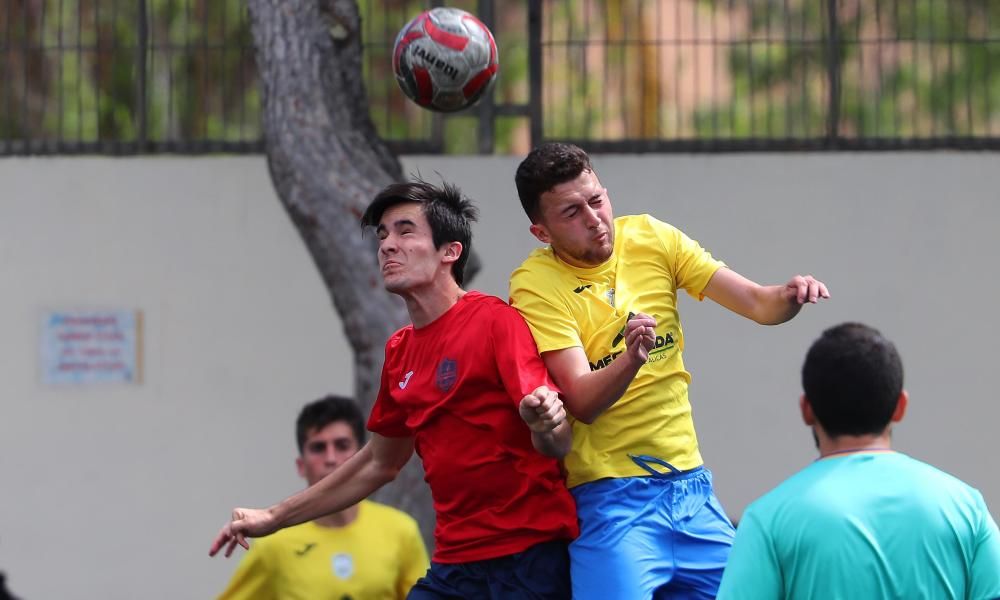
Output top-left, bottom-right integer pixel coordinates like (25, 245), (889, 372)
(510, 142), (830, 600)
(217, 395), (428, 600)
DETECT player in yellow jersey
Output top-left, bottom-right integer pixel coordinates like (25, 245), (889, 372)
(217, 395), (428, 600)
(509, 143), (830, 600)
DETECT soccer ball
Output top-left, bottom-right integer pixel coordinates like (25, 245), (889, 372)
(392, 8), (499, 113)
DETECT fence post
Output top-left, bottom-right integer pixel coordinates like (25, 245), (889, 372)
(528, 0), (542, 149)
(477, 0), (496, 154)
(824, 0), (841, 147)
(137, 0), (148, 149)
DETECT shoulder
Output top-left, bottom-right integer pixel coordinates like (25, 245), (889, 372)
(617, 214), (683, 238)
(893, 453), (986, 502)
(462, 292), (529, 331)
(740, 461), (832, 519)
(614, 215), (685, 259)
(512, 248), (569, 282)
(359, 500), (421, 532)
(515, 246), (556, 269)
(459, 292), (518, 320)
(462, 291), (508, 309)
(510, 250), (577, 297)
(386, 325), (414, 349)
(618, 213), (667, 229)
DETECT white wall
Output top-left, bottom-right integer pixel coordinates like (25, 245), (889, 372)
(1, 153), (998, 599)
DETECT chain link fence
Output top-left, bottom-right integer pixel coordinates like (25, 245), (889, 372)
(1, 0), (997, 155)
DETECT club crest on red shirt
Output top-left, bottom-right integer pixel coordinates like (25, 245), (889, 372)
(436, 358), (457, 392)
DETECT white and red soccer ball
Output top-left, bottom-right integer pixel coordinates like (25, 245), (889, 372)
(392, 7), (499, 113)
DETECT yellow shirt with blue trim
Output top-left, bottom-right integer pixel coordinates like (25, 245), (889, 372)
(218, 500), (429, 600)
(510, 214), (724, 488)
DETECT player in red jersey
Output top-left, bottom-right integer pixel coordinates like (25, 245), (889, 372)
(210, 180), (577, 599)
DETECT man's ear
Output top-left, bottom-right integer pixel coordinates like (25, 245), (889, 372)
(891, 390), (908, 423)
(799, 395), (816, 426)
(529, 222), (551, 244)
(442, 241), (463, 264)
(296, 456), (306, 479)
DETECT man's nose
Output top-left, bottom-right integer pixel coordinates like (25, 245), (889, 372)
(380, 234), (398, 254)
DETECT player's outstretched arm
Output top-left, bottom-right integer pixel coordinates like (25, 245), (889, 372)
(702, 268), (830, 325)
(541, 313), (657, 424)
(208, 434), (414, 558)
(519, 385), (572, 458)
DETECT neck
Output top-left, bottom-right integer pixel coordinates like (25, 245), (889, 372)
(816, 428), (893, 458)
(402, 280), (466, 328)
(313, 503), (360, 529)
(552, 248), (610, 270)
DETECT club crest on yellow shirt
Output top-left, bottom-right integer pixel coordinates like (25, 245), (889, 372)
(331, 553), (354, 579)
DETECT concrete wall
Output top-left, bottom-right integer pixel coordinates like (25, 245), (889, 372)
(1, 153), (997, 599)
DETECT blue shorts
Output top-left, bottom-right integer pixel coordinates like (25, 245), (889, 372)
(407, 539), (571, 600)
(569, 461), (735, 600)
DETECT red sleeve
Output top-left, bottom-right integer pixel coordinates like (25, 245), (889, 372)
(366, 335), (411, 438)
(490, 303), (560, 406)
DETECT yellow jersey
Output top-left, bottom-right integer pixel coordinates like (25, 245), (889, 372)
(218, 500), (428, 600)
(510, 214), (724, 488)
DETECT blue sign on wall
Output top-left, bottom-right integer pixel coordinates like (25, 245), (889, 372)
(40, 309), (143, 385)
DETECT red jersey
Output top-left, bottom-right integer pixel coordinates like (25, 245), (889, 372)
(368, 292), (578, 563)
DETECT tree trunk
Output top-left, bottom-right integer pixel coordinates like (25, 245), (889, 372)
(245, 0), (441, 548)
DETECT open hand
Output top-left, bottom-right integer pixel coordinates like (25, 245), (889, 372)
(208, 507), (276, 558)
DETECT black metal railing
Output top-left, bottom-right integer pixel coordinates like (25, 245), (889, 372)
(1, 0), (998, 155)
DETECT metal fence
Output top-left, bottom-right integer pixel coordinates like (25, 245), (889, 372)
(1, 0), (998, 155)
(1, 0), (261, 154)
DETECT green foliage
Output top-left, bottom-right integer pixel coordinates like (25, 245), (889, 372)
(3, 0), (995, 151)
(702, 0), (1000, 139)
(1, 0), (259, 145)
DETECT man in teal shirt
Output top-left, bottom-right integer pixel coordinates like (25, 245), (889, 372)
(718, 322), (1000, 600)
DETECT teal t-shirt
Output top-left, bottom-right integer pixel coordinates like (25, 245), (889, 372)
(717, 451), (1000, 600)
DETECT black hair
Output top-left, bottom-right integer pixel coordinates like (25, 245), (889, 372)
(360, 179), (479, 285)
(515, 142), (594, 223)
(295, 395), (366, 454)
(801, 322), (904, 437)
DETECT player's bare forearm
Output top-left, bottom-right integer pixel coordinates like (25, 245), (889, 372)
(530, 419), (572, 458)
(703, 268), (830, 325)
(543, 347), (645, 424)
(209, 436), (414, 559)
(747, 284), (803, 325)
(273, 436), (413, 527)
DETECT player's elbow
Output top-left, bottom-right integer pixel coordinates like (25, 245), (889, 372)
(557, 384), (605, 424)
(566, 403), (600, 425)
(751, 313), (780, 326)
(371, 461), (404, 485)
(370, 452), (411, 485)
(752, 302), (800, 326)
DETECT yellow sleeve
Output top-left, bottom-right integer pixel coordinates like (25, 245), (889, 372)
(650, 216), (725, 301)
(395, 519), (430, 599)
(217, 543), (274, 600)
(509, 261), (582, 353)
